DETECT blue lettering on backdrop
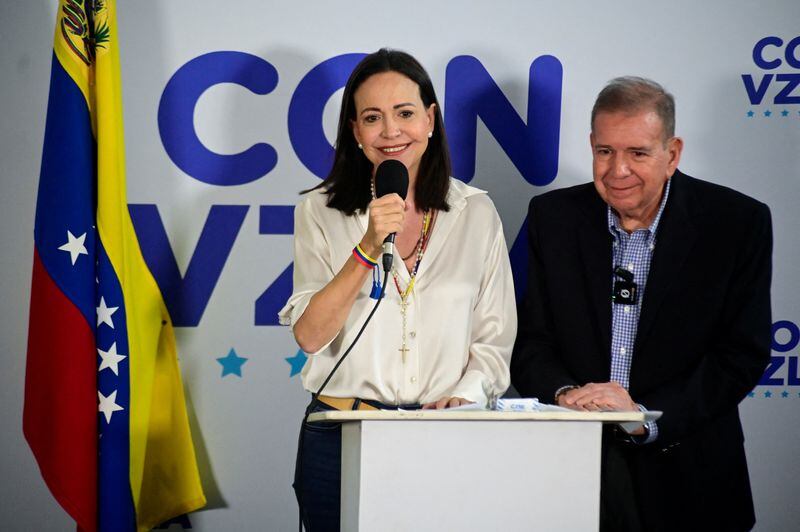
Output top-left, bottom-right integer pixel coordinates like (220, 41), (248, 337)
(158, 51), (279, 186)
(772, 320), (799, 352)
(288, 53), (563, 185)
(129, 204), (249, 326)
(147, 51), (564, 329)
(258, 205), (295, 235)
(760, 357), (800, 386)
(790, 358), (800, 386)
(146, 52), (564, 328)
(758, 320), (800, 386)
(752, 36), (784, 70)
(774, 74), (800, 105)
(445, 55), (562, 185)
(255, 264), (293, 327)
(742, 74), (773, 105)
(743, 36), (800, 106)
(787, 36), (800, 68)
(289, 54), (367, 178)
(255, 206), (295, 326)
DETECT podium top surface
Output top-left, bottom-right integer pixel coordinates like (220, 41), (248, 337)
(308, 409), (657, 423)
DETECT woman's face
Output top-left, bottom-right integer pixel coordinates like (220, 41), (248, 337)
(351, 71), (435, 182)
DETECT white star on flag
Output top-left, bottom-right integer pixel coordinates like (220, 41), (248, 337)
(97, 342), (126, 375)
(96, 297), (119, 329)
(98, 390), (124, 423)
(58, 230), (88, 265)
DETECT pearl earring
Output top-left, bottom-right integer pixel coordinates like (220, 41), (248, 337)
(427, 131), (433, 138)
(358, 143), (363, 150)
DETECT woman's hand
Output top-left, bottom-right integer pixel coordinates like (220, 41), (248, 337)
(360, 193), (406, 258)
(421, 397), (474, 409)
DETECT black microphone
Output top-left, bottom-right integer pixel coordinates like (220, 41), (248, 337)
(373, 160), (409, 271)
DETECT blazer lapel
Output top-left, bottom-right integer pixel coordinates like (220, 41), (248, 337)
(578, 194), (613, 357)
(635, 172), (698, 351)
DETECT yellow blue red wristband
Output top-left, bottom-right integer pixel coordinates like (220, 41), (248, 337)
(353, 244), (378, 268)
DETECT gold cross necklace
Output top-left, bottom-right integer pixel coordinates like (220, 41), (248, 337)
(392, 210), (432, 363)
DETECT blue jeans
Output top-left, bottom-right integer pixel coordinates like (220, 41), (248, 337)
(294, 401), (342, 532)
(293, 399), (422, 531)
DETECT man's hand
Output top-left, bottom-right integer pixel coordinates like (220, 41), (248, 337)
(558, 382), (638, 411)
(558, 382), (646, 435)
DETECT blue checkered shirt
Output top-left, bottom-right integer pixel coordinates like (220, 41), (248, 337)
(608, 179), (671, 443)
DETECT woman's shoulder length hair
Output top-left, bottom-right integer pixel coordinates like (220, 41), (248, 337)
(304, 48), (451, 215)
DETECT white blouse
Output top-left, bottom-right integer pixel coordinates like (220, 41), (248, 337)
(279, 179), (516, 407)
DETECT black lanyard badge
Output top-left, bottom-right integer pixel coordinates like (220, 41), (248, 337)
(612, 266), (638, 305)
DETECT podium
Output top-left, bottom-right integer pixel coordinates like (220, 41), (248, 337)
(308, 409), (654, 531)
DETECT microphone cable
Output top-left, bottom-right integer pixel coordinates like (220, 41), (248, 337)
(296, 268), (390, 531)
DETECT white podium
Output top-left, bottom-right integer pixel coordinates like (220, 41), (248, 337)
(308, 409), (653, 532)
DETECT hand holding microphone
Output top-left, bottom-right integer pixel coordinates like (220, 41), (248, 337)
(361, 160), (409, 270)
(360, 196), (405, 257)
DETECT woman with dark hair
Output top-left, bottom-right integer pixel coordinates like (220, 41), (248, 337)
(280, 48), (515, 530)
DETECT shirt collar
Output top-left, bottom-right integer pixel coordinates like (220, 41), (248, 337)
(446, 177), (487, 212)
(607, 178), (672, 241)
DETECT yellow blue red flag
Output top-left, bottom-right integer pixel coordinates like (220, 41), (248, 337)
(23, 1), (206, 530)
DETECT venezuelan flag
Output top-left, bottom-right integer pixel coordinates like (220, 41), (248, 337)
(23, 2), (206, 530)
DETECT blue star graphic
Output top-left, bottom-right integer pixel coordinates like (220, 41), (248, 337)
(782, 390), (789, 398)
(217, 348), (248, 377)
(764, 110), (772, 117)
(285, 349), (307, 377)
(747, 391), (755, 398)
(781, 109), (789, 117)
(764, 390), (772, 398)
(746, 110), (754, 117)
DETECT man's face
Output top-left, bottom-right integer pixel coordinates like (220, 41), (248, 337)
(590, 110), (683, 229)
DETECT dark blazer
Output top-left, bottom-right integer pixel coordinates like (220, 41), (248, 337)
(511, 170), (772, 531)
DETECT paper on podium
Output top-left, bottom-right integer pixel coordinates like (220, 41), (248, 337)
(428, 398), (662, 431)
(496, 398), (661, 429)
(494, 398), (570, 412)
(398, 399), (567, 413)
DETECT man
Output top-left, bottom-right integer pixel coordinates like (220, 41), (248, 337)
(511, 77), (771, 531)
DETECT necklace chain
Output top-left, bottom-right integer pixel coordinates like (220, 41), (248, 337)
(392, 210), (431, 363)
(369, 175), (433, 363)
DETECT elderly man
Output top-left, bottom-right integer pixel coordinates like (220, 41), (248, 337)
(511, 77), (771, 531)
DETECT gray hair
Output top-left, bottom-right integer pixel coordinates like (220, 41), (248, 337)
(591, 76), (676, 141)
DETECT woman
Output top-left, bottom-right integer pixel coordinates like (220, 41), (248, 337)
(279, 48), (516, 530)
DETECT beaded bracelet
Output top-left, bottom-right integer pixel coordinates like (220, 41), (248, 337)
(352, 244), (378, 269)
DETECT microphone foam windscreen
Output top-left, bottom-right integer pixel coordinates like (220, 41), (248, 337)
(374, 160), (409, 200)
